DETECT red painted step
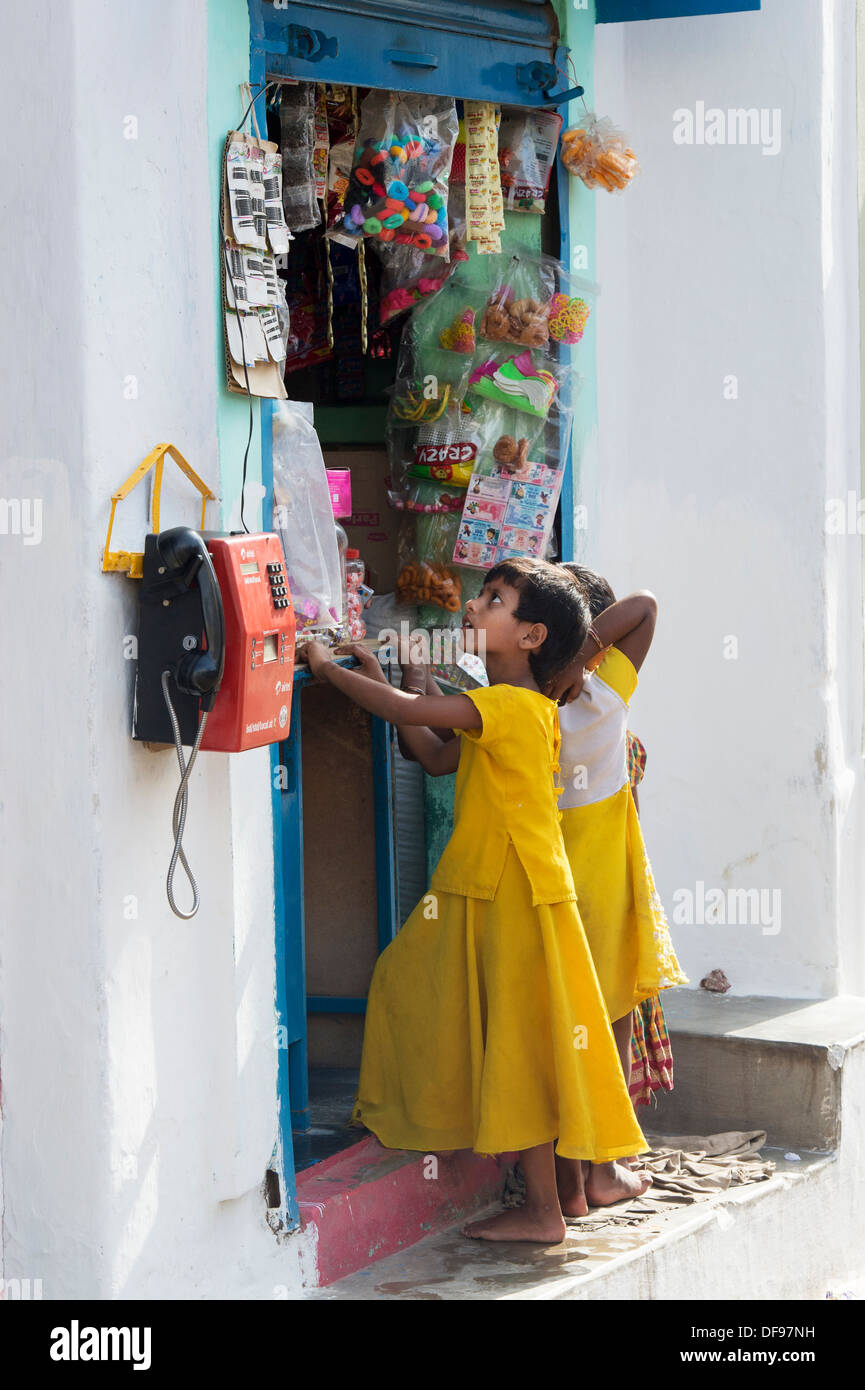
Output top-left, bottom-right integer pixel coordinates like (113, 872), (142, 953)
(297, 1135), (514, 1287)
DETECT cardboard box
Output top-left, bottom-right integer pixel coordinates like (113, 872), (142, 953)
(323, 448), (399, 593)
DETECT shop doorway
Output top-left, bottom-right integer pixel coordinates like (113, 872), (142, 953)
(247, 0), (576, 1224)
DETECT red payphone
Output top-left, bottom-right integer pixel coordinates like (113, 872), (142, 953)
(134, 527), (296, 917)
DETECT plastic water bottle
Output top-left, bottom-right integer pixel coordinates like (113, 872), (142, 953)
(345, 549), (366, 640)
(334, 519), (349, 625)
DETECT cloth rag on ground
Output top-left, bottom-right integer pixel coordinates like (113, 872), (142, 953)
(503, 1130), (776, 1230)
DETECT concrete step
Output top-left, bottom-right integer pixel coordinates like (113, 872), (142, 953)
(648, 992), (865, 1152)
(296, 1134), (514, 1287)
(311, 1148), (843, 1300)
(306, 994), (865, 1300)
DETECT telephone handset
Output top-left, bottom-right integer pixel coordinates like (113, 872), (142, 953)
(134, 527), (296, 919)
(155, 527), (226, 710)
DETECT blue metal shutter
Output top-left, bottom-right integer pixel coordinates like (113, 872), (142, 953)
(249, 0), (564, 104)
(596, 1), (759, 20)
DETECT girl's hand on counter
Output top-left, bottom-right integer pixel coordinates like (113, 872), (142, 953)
(341, 643), (390, 684)
(301, 639), (335, 679)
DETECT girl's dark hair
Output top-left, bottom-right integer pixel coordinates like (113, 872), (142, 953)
(560, 563), (616, 620)
(484, 557), (589, 692)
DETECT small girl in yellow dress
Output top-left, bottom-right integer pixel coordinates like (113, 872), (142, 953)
(303, 558), (646, 1244)
(549, 566), (688, 1216)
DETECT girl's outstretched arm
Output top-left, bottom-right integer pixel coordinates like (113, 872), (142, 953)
(332, 645), (459, 774)
(303, 640), (482, 730)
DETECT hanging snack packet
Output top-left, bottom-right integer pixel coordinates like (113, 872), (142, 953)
(407, 409), (482, 490)
(324, 86), (357, 230)
(561, 112), (639, 192)
(396, 505), (464, 612)
(280, 84), (322, 231)
(498, 108), (563, 214)
(331, 89), (458, 257)
(464, 101), (505, 254)
(312, 85), (329, 199)
(385, 397), (480, 501)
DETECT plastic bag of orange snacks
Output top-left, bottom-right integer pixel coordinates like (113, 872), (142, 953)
(561, 113), (638, 193)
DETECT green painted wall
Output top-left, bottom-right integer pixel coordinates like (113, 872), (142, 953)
(560, 0), (598, 566)
(207, 0), (263, 530)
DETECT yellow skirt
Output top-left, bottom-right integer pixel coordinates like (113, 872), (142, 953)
(353, 844), (646, 1163)
(560, 784), (688, 1024)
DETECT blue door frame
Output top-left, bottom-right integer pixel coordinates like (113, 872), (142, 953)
(250, 0), (573, 1232)
(262, 403), (400, 1229)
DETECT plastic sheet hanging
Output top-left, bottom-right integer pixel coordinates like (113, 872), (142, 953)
(271, 400), (343, 635)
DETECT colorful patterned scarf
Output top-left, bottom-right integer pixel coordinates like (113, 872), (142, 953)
(627, 731), (674, 1105)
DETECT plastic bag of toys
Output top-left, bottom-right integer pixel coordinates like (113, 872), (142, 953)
(466, 348), (563, 421)
(377, 187), (469, 325)
(385, 397), (482, 501)
(478, 252), (597, 351)
(385, 281), (480, 424)
(386, 377), (461, 428)
(330, 89), (458, 256)
(377, 227), (469, 324)
(561, 113), (639, 193)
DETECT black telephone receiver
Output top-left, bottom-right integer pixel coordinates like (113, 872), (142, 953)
(156, 527), (226, 711)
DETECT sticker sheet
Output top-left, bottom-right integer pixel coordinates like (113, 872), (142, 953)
(452, 460), (563, 569)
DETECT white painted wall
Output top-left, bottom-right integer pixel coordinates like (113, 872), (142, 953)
(0, 0), (311, 1298)
(2, 0), (861, 1304)
(591, 0), (864, 999)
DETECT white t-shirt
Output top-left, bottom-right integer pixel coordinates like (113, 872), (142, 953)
(557, 648), (637, 811)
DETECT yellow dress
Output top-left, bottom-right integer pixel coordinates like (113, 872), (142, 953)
(353, 683), (646, 1163)
(559, 648), (688, 1024)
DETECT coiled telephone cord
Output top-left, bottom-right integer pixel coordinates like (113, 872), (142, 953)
(161, 670), (209, 920)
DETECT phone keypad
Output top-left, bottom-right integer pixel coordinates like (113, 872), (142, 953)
(266, 560), (288, 610)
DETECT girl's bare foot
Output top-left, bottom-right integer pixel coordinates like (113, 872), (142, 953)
(585, 1161), (652, 1207)
(462, 1206), (566, 1243)
(554, 1155), (588, 1218)
(558, 1190), (589, 1218)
